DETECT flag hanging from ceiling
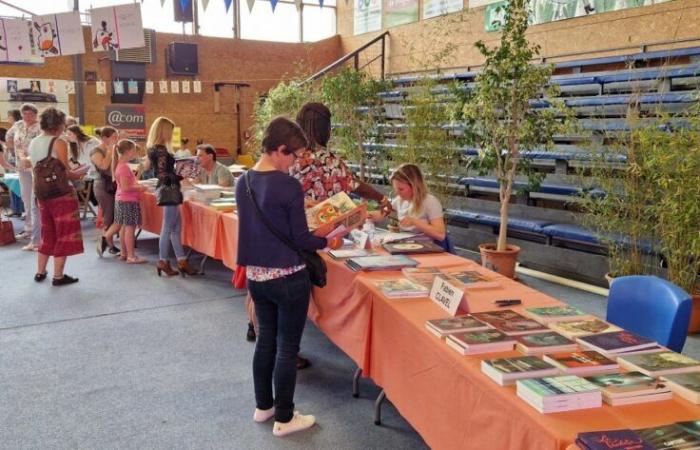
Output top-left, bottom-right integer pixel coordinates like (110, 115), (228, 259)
(270, 0), (279, 11)
(226, 0), (235, 12)
(201, 0), (211, 11)
(90, 4), (144, 52)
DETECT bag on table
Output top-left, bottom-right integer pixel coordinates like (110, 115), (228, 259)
(33, 137), (72, 201)
(0, 218), (15, 246)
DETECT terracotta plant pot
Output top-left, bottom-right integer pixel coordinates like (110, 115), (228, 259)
(688, 294), (700, 334)
(479, 243), (521, 279)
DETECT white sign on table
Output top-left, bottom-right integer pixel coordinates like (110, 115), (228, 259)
(429, 276), (463, 316)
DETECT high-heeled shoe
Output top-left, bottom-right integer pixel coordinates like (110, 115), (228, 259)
(177, 259), (198, 277)
(156, 260), (179, 277)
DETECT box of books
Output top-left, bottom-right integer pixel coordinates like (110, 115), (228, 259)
(548, 319), (621, 339)
(584, 372), (672, 405)
(617, 352), (700, 377)
(576, 330), (658, 356)
(576, 429), (654, 450)
(471, 310), (548, 336)
(523, 305), (592, 324)
(542, 350), (618, 376)
(445, 329), (516, 355)
(374, 279), (429, 299)
(481, 356), (560, 386)
(305, 192), (367, 237)
(516, 375), (602, 413)
(425, 315), (490, 338)
(661, 372), (700, 404)
(515, 331), (578, 355)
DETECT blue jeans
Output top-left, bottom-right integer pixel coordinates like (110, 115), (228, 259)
(248, 269), (311, 423)
(159, 205), (185, 261)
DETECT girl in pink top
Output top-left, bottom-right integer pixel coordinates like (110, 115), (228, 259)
(112, 139), (146, 264)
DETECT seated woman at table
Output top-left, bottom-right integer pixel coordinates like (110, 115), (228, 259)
(236, 117), (341, 437)
(91, 126), (121, 256)
(389, 163), (446, 243)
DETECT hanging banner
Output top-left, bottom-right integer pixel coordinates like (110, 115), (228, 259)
(354, 0), (382, 35)
(0, 18), (41, 63)
(228, 0), (237, 12)
(0, 77), (71, 118)
(245, 0), (255, 12)
(90, 3), (145, 52)
(201, 0), (211, 11)
(423, 0), (463, 19)
(113, 81), (125, 95)
(270, 0), (279, 11)
(32, 11), (85, 57)
(105, 105), (146, 138)
(384, 0), (419, 27)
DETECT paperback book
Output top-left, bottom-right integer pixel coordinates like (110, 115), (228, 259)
(472, 309), (548, 336)
(636, 424), (700, 450)
(402, 267), (443, 288)
(617, 352), (700, 377)
(661, 373), (700, 404)
(174, 156), (201, 179)
(445, 329), (516, 355)
(328, 248), (375, 259)
(576, 429), (654, 450)
(577, 330), (657, 356)
(523, 305), (592, 324)
(374, 278), (429, 299)
(584, 371), (672, 406)
(515, 331), (578, 355)
(481, 356), (560, 386)
(542, 350), (618, 376)
(440, 270), (500, 290)
(345, 255), (419, 272)
(425, 315), (490, 338)
(305, 192), (367, 236)
(548, 319), (622, 339)
(516, 375), (602, 413)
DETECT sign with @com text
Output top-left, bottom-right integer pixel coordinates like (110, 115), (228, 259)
(105, 105), (145, 138)
(429, 276), (464, 316)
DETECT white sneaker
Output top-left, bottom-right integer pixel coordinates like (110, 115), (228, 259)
(272, 411), (315, 437)
(253, 407), (275, 423)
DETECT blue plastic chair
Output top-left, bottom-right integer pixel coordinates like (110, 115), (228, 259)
(606, 275), (692, 353)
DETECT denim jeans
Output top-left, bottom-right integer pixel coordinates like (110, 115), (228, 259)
(159, 205), (185, 261)
(248, 269), (311, 423)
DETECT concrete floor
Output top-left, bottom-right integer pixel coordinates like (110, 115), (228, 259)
(1, 217), (699, 449)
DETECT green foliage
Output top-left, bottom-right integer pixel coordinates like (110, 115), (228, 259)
(462, 0), (566, 251)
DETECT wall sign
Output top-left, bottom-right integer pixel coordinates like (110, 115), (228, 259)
(105, 105), (146, 138)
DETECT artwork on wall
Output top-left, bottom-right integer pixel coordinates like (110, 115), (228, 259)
(32, 11), (85, 57)
(354, 0), (382, 35)
(0, 18), (41, 63)
(384, 0), (419, 27)
(90, 3), (144, 52)
(0, 77), (71, 117)
(423, 0), (464, 19)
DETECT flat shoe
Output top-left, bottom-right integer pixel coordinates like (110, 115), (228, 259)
(52, 274), (79, 286)
(34, 272), (47, 282)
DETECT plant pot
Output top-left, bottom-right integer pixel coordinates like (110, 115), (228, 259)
(479, 243), (521, 279)
(688, 294), (700, 334)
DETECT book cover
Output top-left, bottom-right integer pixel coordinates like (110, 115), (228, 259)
(584, 372), (669, 397)
(517, 375), (600, 397)
(576, 429), (654, 450)
(403, 266), (443, 288)
(515, 331), (576, 348)
(440, 270), (489, 284)
(484, 356), (557, 374)
(306, 192), (366, 235)
(328, 248), (374, 259)
(577, 330), (656, 354)
(524, 305), (590, 323)
(382, 240), (444, 255)
(662, 373), (700, 403)
(619, 352), (700, 376)
(426, 315), (489, 334)
(676, 421), (700, 437)
(549, 319), (621, 338)
(636, 424), (700, 450)
(472, 309), (548, 335)
(543, 350), (617, 370)
(174, 156), (201, 179)
(346, 255), (419, 271)
(449, 329), (514, 347)
(374, 279), (428, 298)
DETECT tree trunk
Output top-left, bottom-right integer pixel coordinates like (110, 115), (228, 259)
(497, 178), (512, 252)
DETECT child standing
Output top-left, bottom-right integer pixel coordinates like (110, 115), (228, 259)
(112, 140), (146, 264)
(389, 163), (447, 243)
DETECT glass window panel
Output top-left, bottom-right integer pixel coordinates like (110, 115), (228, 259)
(302, 5), (336, 42)
(240, 0), (300, 43)
(197, 0), (235, 38)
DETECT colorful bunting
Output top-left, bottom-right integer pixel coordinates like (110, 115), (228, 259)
(181, 80), (191, 93)
(225, 0), (235, 12)
(127, 80), (138, 94)
(201, 0), (210, 11)
(270, 0), (279, 11)
(113, 81), (125, 94)
(170, 80), (180, 93)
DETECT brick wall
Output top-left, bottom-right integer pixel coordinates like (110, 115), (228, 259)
(337, 0), (700, 75)
(0, 28), (342, 156)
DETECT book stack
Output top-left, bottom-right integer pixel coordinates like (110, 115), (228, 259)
(584, 372), (672, 405)
(617, 352), (700, 377)
(481, 356), (560, 386)
(637, 423), (700, 450)
(472, 310), (548, 336)
(328, 248), (375, 259)
(192, 184), (224, 203)
(548, 319), (622, 339)
(345, 255), (419, 272)
(662, 372), (700, 404)
(516, 375), (602, 413)
(523, 305), (592, 324)
(445, 329), (516, 355)
(576, 429), (654, 450)
(374, 279), (429, 299)
(515, 331), (578, 355)
(425, 315), (490, 338)
(208, 198), (236, 212)
(402, 267), (443, 289)
(576, 330), (661, 358)
(542, 350), (618, 376)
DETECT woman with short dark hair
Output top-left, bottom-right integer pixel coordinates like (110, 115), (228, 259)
(91, 126), (121, 256)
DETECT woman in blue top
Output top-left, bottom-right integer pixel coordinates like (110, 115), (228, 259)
(236, 117), (338, 437)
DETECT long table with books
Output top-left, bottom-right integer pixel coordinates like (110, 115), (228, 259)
(138, 192), (700, 449)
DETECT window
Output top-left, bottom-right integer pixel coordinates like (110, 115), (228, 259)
(197, 0), (235, 38)
(302, 5), (336, 42)
(240, 0), (300, 43)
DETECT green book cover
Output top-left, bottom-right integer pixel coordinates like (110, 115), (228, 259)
(486, 356), (556, 374)
(526, 306), (587, 318)
(519, 375), (599, 397)
(637, 424), (700, 449)
(453, 329), (512, 345)
(664, 373), (700, 393)
(516, 331), (575, 348)
(584, 371), (665, 396)
(621, 352), (700, 373)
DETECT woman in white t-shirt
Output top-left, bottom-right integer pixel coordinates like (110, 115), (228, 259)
(390, 163), (446, 242)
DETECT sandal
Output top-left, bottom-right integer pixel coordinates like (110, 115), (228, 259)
(126, 256), (146, 264)
(34, 272), (48, 282)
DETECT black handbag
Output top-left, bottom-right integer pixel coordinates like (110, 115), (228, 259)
(243, 173), (327, 287)
(156, 178), (183, 206)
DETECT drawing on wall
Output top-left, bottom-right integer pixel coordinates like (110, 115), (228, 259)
(0, 77), (70, 118)
(6, 80), (17, 93)
(90, 4), (144, 52)
(32, 11), (85, 57)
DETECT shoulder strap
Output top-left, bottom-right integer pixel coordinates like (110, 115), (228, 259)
(243, 172), (301, 254)
(44, 137), (58, 160)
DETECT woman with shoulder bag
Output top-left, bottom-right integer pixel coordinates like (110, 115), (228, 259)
(140, 116), (196, 277)
(236, 117), (341, 437)
(90, 126), (120, 256)
(28, 107), (84, 285)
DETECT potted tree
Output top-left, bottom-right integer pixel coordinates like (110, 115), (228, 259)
(462, 0), (563, 278)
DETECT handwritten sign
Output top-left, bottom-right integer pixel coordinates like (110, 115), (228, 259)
(429, 276), (463, 316)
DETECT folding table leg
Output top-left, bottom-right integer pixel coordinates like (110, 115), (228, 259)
(198, 255), (208, 275)
(352, 367), (362, 398)
(374, 390), (386, 426)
